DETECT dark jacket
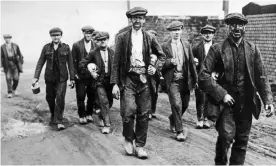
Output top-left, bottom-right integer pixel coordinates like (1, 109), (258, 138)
(79, 47), (114, 87)
(34, 42), (74, 82)
(192, 41), (215, 72)
(110, 29), (166, 90)
(161, 39), (198, 91)
(199, 37), (273, 119)
(1, 43), (24, 73)
(72, 38), (96, 80)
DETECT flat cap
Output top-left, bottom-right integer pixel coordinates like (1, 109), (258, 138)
(147, 30), (157, 36)
(92, 31), (99, 36)
(126, 7), (148, 18)
(224, 13), (248, 25)
(95, 31), (109, 40)
(200, 25), (216, 34)
(81, 25), (94, 33)
(49, 27), (63, 35)
(3, 34), (12, 38)
(166, 21), (184, 31)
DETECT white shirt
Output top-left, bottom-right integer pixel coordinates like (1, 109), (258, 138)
(204, 41), (212, 56)
(100, 50), (108, 73)
(84, 40), (92, 54)
(131, 28), (145, 67)
(171, 39), (184, 72)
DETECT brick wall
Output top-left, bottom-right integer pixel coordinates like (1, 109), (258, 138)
(144, 16), (228, 46)
(245, 13), (276, 82)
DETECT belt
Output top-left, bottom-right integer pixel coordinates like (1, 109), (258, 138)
(129, 66), (146, 75)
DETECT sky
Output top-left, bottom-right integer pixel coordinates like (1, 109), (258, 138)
(1, 0), (275, 62)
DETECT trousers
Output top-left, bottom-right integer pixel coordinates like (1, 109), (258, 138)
(120, 76), (151, 147)
(5, 63), (20, 93)
(168, 80), (190, 133)
(45, 81), (67, 124)
(195, 88), (208, 121)
(75, 79), (99, 118)
(215, 92), (252, 165)
(97, 77), (113, 126)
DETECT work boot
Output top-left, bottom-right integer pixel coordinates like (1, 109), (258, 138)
(149, 114), (152, 120)
(99, 119), (104, 127)
(13, 90), (19, 96)
(196, 120), (203, 129)
(79, 117), (87, 125)
(95, 109), (101, 114)
(57, 124), (65, 131)
(203, 119), (211, 129)
(102, 126), (110, 134)
(124, 139), (134, 155)
(176, 132), (185, 142)
(86, 115), (94, 123)
(7, 93), (12, 98)
(134, 147), (148, 159)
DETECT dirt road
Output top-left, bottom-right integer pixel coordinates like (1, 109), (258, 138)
(1, 71), (276, 165)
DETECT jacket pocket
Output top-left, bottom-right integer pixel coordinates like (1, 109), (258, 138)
(60, 52), (68, 62)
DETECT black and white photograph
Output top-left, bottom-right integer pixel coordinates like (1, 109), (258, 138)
(1, 0), (276, 165)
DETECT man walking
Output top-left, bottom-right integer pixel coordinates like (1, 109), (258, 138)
(1, 34), (24, 98)
(110, 7), (165, 159)
(72, 25), (98, 124)
(193, 25), (216, 129)
(79, 32), (114, 134)
(199, 13), (274, 165)
(33, 27), (75, 130)
(161, 21), (198, 141)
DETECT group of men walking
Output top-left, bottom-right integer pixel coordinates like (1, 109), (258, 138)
(1, 6), (274, 164)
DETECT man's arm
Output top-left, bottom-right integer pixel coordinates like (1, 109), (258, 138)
(198, 45), (227, 102)
(16, 45), (24, 64)
(161, 44), (175, 71)
(34, 46), (47, 79)
(254, 45), (273, 105)
(110, 35), (122, 85)
(67, 45), (74, 81)
(71, 43), (79, 79)
(151, 36), (165, 70)
(79, 50), (94, 75)
(1, 47), (4, 69)
(188, 44), (198, 85)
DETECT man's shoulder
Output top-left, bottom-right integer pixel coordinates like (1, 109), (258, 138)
(117, 29), (130, 39)
(73, 39), (83, 46)
(243, 39), (256, 48)
(61, 42), (70, 49)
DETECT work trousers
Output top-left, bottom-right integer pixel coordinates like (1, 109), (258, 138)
(97, 77), (113, 126)
(215, 92), (252, 165)
(45, 81), (67, 124)
(5, 63), (20, 94)
(195, 88), (208, 121)
(120, 76), (151, 147)
(168, 80), (190, 133)
(75, 78), (98, 118)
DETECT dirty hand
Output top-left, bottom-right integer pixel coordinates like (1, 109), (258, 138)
(91, 71), (99, 80)
(87, 63), (97, 73)
(112, 84), (120, 100)
(1, 67), (4, 72)
(171, 58), (177, 66)
(194, 58), (199, 66)
(148, 65), (156, 75)
(223, 94), (235, 106)
(211, 72), (219, 81)
(265, 104), (275, 117)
